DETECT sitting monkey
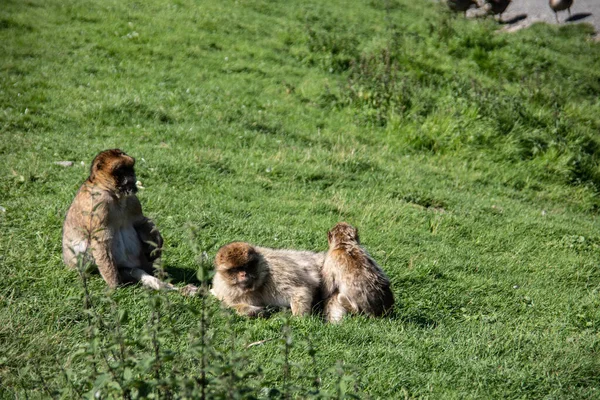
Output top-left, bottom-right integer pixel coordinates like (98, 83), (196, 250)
(322, 222), (394, 323)
(62, 149), (196, 295)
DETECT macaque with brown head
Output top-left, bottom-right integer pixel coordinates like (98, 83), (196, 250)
(211, 242), (325, 317)
(322, 222), (394, 323)
(62, 149), (196, 295)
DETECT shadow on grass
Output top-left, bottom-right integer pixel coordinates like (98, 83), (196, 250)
(164, 265), (203, 286)
(397, 311), (440, 329)
(115, 266), (203, 287)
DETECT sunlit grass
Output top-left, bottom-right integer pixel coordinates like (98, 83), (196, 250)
(1, 0), (600, 397)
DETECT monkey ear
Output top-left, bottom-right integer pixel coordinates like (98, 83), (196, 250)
(89, 161), (101, 181)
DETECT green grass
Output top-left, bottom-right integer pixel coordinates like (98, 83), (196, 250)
(2, 0), (600, 397)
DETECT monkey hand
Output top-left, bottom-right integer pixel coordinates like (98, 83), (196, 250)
(180, 284), (200, 297)
(234, 304), (270, 318)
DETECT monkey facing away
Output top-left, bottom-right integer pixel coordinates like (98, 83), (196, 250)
(62, 149), (195, 294)
(211, 242), (325, 317)
(322, 222), (394, 323)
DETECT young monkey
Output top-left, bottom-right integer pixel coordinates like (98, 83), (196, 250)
(211, 242), (325, 317)
(322, 222), (394, 323)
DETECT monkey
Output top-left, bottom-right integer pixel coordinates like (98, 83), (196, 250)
(62, 149), (197, 295)
(211, 242), (325, 317)
(322, 222), (394, 323)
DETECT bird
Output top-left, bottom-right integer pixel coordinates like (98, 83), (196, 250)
(483, 0), (512, 21)
(549, 0), (574, 23)
(446, 0), (478, 16)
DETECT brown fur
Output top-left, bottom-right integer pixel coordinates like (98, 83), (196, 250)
(322, 222), (394, 323)
(215, 242), (257, 270)
(211, 242), (325, 317)
(62, 149), (179, 292)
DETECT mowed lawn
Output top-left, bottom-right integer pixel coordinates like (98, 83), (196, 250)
(1, 0), (600, 398)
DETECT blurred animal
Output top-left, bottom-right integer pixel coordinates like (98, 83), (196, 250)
(212, 242), (325, 317)
(322, 222), (394, 323)
(549, 0), (573, 22)
(446, 0), (478, 16)
(63, 149), (196, 294)
(483, 0), (512, 20)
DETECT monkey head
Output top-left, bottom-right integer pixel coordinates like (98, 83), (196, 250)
(328, 222), (360, 247)
(88, 149), (138, 196)
(214, 242), (266, 292)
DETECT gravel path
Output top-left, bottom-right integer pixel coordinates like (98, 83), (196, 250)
(490, 0), (599, 35)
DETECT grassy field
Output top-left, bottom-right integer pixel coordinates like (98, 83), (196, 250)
(2, 0), (600, 397)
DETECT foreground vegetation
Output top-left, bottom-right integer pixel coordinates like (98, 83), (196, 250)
(2, 0), (600, 397)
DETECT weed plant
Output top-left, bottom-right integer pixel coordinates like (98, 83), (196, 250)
(8, 236), (360, 399)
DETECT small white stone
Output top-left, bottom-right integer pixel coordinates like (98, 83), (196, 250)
(54, 161), (74, 167)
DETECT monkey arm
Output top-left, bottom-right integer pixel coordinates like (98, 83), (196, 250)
(122, 267), (175, 291)
(90, 233), (120, 288)
(232, 303), (268, 317)
(126, 195), (163, 264)
(337, 292), (359, 314)
(72, 196), (120, 288)
(133, 216), (163, 263)
(217, 291), (268, 317)
(211, 275), (267, 317)
(290, 287), (315, 316)
(324, 293), (348, 323)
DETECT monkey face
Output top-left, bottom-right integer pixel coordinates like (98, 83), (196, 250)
(89, 149), (137, 196)
(112, 164), (138, 196)
(328, 222), (360, 246)
(215, 242), (266, 292)
(221, 258), (260, 291)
